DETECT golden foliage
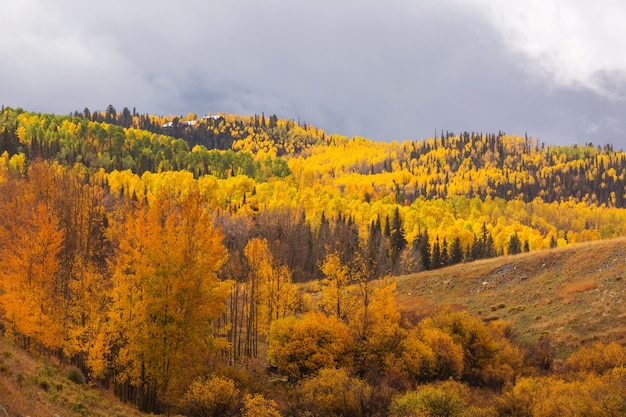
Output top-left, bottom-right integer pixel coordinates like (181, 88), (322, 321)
(108, 190), (230, 403)
(496, 371), (626, 417)
(242, 394), (283, 417)
(267, 312), (353, 380)
(389, 380), (471, 417)
(565, 342), (626, 375)
(178, 375), (240, 417)
(297, 368), (372, 417)
(0, 202), (64, 350)
(418, 309), (522, 388)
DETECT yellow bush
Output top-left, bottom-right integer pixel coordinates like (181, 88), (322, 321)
(496, 373), (626, 417)
(421, 327), (465, 381)
(388, 380), (471, 417)
(565, 341), (626, 374)
(267, 312), (353, 380)
(242, 393), (282, 417)
(178, 375), (240, 417)
(397, 327), (464, 382)
(297, 368), (372, 417)
(420, 309), (521, 388)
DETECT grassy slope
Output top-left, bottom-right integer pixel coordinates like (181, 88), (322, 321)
(0, 336), (143, 417)
(396, 237), (626, 358)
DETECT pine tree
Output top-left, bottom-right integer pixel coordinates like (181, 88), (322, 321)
(471, 233), (482, 260)
(508, 232), (522, 255)
(419, 229), (431, 270)
(367, 215), (388, 277)
(450, 236), (464, 264)
(441, 237), (449, 266)
(432, 236), (442, 269)
(389, 207), (407, 268)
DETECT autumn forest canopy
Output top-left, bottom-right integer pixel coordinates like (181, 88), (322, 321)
(1, 104), (626, 416)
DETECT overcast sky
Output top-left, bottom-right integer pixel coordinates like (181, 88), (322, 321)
(2, 0), (626, 148)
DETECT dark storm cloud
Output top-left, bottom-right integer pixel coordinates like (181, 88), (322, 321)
(1, 0), (626, 148)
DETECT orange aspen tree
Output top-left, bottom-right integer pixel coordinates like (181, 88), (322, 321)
(0, 201), (64, 351)
(108, 190), (230, 412)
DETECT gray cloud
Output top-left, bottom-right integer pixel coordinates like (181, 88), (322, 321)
(1, 0), (626, 148)
(464, 0), (626, 100)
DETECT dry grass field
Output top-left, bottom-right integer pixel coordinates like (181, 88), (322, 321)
(0, 337), (143, 417)
(396, 237), (626, 358)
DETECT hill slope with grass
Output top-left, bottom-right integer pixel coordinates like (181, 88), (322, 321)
(396, 237), (626, 358)
(0, 336), (144, 417)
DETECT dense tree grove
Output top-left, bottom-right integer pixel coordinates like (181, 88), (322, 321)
(1, 105), (626, 415)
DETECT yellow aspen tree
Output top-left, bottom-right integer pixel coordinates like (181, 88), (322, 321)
(108, 190), (230, 411)
(352, 275), (404, 376)
(45, 166), (111, 374)
(244, 238), (297, 337)
(319, 251), (350, 320)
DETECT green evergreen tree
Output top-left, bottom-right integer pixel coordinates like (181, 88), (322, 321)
(390, 207), (407, 267)
(450, 236), (464, 264)
(418, 229), (431, 270)
(508, 232), (522, 255)
(367, 215), (388, 277)
(432, 236), (442, 269)
(441, 237), (449, 266)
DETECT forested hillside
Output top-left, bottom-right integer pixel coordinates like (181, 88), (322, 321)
(1, 105), (626, 416)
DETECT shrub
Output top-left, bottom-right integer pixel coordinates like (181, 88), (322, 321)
(565, 342), (626, 375)
(495, 373), (626, 417)
(421, 327), (465, 381)
(38, 377), (51, 391)
(71, 401), (88, 414)
(420, 309), (522, 388)
(66, 365), (86, 385)
(267, 312), (353, 380)
(389, 380), (471, 417)
(241, 393), (282, 417)
(297, 368), (372, 417)
(178, 375), (240, 417)
(523, 337), (553, 372)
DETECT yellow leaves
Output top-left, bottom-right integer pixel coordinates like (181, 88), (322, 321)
(109, 191), (229, 400)
(242, 393), (283, 417)
(15, 125), (28, 145)
(0, 151), (8, 183)
(0, 201), (64, 350)
(8, 153), (26, 176)
(565, 342), (626, 375)
(319, 252), (350, 319)
(244, 238), (297, 332)
(389, 380), (470, 417)
(267, 311), (353, 379)
(498, 373), (626, 417)
(179, 376), (240, 417)
(397, 327), (464, 382)
(85, 331), (110, 379)
(419, 309), (522, 388)
(297, 368), (372, 417)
